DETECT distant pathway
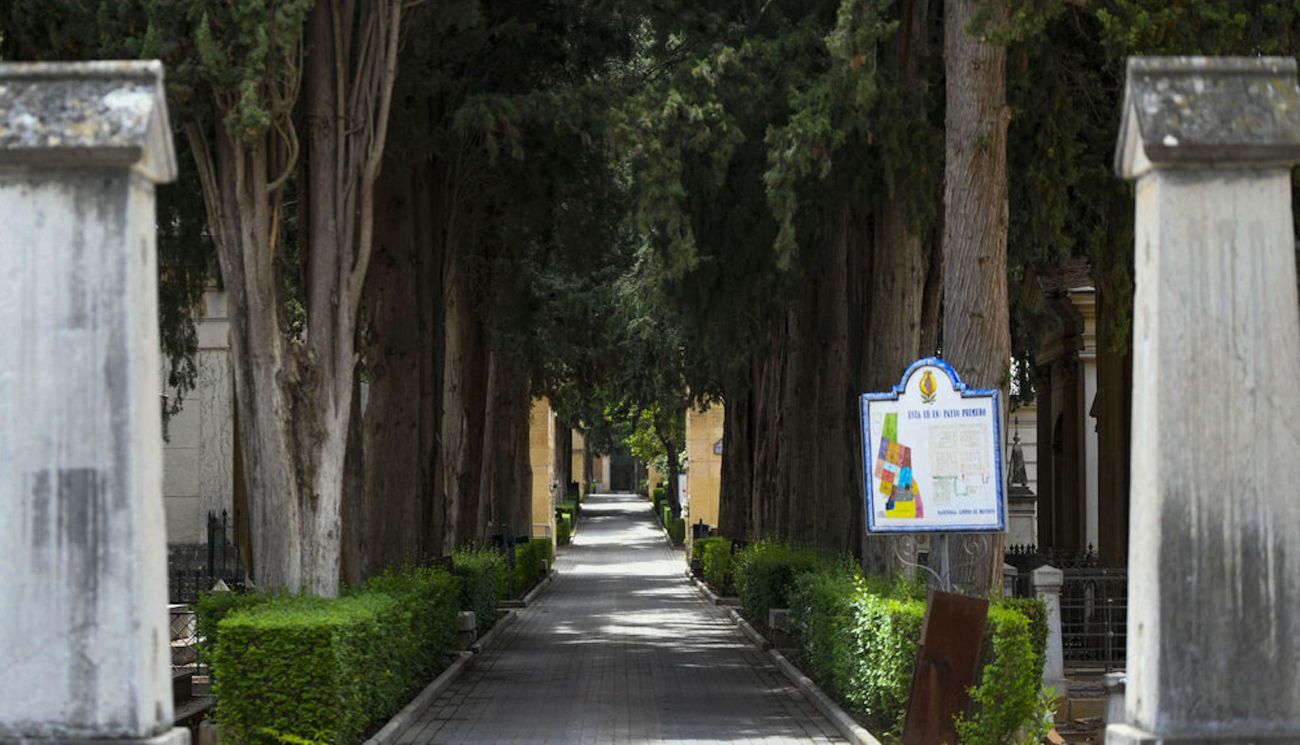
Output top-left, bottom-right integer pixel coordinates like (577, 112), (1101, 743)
(391, 493), (845, 745)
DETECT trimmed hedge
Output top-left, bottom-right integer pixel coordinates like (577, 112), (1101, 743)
(452, 547), (506, 633)
(364, 566), (460, 683)
(691, 536), (729, 564)
(194, 590), (271, 670)
(556, 498), (580, 524)
(701, 539), (735, 594)
(513, 538), (553, 595)
(733, 539), (823, 625)
(667, 517), (685, 545)
(788, 566), (1049, 743)
(557, 514), (573, 545)
(211, 565), (461, 745)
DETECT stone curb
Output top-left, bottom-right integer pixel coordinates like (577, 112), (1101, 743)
(471, 608), (519, 654)
(500, 569), (557, 609)
(726, 608), (772, 651)
(521, 568), (557, 606)
(697, 578), (883, 745)
(364, 651), (475, 745)
(767, 648), (882, 745)
(686, 572), (741, 607)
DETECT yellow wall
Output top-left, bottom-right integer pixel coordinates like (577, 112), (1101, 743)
(529, 397), (556, 545)
(571, 430), (585, 495)
(686, 403), (725, 533)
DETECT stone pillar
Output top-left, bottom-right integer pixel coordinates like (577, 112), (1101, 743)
(527, 397), (556, 544)
(1109, 57), (1300, 743)
(0, 62), (185, 745)
(1031, 565), (1068, 699)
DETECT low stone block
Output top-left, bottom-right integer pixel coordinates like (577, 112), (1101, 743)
(768, 608), (792, 632)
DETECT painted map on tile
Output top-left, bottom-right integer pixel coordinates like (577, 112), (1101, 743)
(860, 358), (1006, 533)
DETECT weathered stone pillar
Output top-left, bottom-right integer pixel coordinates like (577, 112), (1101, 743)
(1109, 57), (1300, 743)
(0, 62), (184, 745)
(1030, 565), (1067, 699)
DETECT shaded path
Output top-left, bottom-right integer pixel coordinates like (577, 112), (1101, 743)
(392, 493), (846, 744)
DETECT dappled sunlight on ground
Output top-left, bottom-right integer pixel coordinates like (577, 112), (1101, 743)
(391, 492), (845, 744)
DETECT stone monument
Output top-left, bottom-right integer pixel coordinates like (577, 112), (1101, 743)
(0, 62), (186, 745)
(1110, 56), (1300, 743)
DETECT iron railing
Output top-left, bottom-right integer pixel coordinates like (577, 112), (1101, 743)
(1004, 544), (1127, 671)
(168, 510), (250, 671)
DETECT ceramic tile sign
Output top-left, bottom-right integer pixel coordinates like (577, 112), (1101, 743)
(860, 357), (1006, 533)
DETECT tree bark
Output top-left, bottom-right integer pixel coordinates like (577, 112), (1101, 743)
(942, 0), (1011, 592)
(441, 240), (488, 548)
(861, 0), (933, 576)
(718, 377), (754, 539)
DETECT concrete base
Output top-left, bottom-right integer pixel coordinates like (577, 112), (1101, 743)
(1106, 723), (1300, 744)
(1, 727), (190, 745)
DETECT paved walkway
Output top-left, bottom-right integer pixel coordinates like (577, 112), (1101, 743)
(392, 493), (845, 744)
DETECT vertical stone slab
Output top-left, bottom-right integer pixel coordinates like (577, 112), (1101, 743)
(1030, 565), (1067, 699)
(1110, 57), (1300, 744)
(0, 62), (185, 745)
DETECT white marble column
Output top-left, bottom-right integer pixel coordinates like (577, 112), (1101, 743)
(0, 62), (186, 745)
(1108, 57), (1300, 744)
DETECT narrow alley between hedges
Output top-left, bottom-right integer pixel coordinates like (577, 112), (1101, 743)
(388, 493), (846, 745)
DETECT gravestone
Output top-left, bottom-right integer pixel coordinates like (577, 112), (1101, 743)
(1109, 56), (1300, 743)
(0, 61), (185, 745)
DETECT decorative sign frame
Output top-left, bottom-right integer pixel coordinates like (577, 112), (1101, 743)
(860, 357), (1006, 534)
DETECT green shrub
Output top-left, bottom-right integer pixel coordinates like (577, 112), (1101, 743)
(557, 515), (573, 545)
(692, 536), (729, 563)
(452, 547), (506, 632)
(702, 539), (735, 593)
(512, 538), (553, 595)
(957, 605), (1044, 744)
(667, 517), (686, 545)
(652, 485), (665, 510)
(556, 497), (580, 522)
(788, 567), (862, 700)
(194, 590), (271, 668)
(211, 567), (460, 745)
(661, 503), (672, 527)
(364, 565), (459, 682)
(733, 539), (823, 624)
(787, 565), (1049, 743)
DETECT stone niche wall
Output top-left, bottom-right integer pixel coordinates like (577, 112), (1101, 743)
(162, 288), (234, 549)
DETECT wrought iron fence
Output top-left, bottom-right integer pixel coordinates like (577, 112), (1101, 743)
(168, 510), (250, 604)
(168, 510), (250, 671)
(1004, 544), (1127, 671)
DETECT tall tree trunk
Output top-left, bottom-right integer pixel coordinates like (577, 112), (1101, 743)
(348, 153), (441, 581)
(187, 0), (406, 595)
(943, 0), (1010, 592)
(477, 352), (531, 537)
(718, 377), (754, 539)
(442, 242), (488, 548)
(750, 339), (784, 538)
(861, 0), (933, 576)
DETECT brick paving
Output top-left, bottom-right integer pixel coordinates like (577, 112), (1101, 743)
(393, 493), (846, 744)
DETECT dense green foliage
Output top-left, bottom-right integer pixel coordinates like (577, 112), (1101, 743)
(733, 539), (824, 625)
(667, 516), (686, 546)
(452, 547), (506, 633)
(513, 539), (553, 596)
(788, 567), (1048, 743)
(363, 566), (461, 683)
(211, 567), (460, 745)
(701, 539), (736, 594)
(557, 515), (573, 546)
(194, 590), (272, 670)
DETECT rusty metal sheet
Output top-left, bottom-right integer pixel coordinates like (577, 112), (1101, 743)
(901, 590), (989, 745)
